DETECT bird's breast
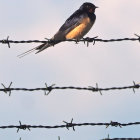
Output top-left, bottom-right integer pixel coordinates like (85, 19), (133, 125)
(66, 17), (94, 40)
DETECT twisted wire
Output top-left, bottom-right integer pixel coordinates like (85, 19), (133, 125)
(1, 120), (140, 132)
(0, 34), (139, 48)
(0, 82), (139, 96)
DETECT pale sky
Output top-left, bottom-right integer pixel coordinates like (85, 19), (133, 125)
(0, 0), (140, 140)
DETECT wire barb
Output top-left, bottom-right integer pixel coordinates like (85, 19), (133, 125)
(44, 83), (55, 95)
(17, 121), (30, 133)
(63, 118), (75, 131)
(84, 36), (98, 46)
(1, 82), (12, 96)
(134, 34), (140, 42)
(44, 38), (56, 46)
(133, 81), (136, 93)
(1, 36), (11, 48)
(96, 83), (102, 95)
(106, 121), (122, 128)
(132, 81), (140, 93)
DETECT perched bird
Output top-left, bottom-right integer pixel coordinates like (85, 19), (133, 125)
(18, 2), (98, 57)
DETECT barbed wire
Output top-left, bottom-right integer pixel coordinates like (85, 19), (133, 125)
(102, 138), (140, 140)
(102, 134), (140, 140)
(18, 137), (140, 140)
(17, 135), (140, 140)
(1, 120), (140, 132)
(0, 34), (139, 48)
(18, 136), (61, 140)
(0, 81), (139, 96)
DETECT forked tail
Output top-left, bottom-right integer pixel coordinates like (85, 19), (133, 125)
(17, 41), (58, 58)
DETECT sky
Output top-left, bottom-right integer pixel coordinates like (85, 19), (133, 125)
(0, 0), (140, 140)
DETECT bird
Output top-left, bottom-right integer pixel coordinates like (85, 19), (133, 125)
(18, 2), (98, 57)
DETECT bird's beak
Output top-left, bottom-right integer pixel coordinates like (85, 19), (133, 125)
(95, 6), (99, 8)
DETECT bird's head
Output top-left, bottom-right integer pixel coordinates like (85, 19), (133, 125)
(80, 2), (98, 14)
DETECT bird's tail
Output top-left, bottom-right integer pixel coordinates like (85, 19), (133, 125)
(17, 41), (58, 58)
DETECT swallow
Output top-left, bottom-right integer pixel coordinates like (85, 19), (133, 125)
(18, 2), (98, 57)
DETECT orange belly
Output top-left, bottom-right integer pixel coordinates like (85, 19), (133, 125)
(66, 17), (93, 39)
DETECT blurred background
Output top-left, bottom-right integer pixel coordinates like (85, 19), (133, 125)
(0, 0), (140, 139)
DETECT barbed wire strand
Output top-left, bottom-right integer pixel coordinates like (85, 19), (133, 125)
(20, 136), (61, 140)
(0, 34), (139, 48)
(18, 137), (140, 140)
(1, 120), (140, 132)
(0, 81), (139, 96)
(102, 138), (140, 140)
(102, 134), (140, 140)
(18, 135), (140, 140)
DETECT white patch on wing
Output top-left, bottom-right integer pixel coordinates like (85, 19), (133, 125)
(66, 17), (93, 39)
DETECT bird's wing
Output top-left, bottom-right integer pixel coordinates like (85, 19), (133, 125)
(53, 10), (87, 40)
